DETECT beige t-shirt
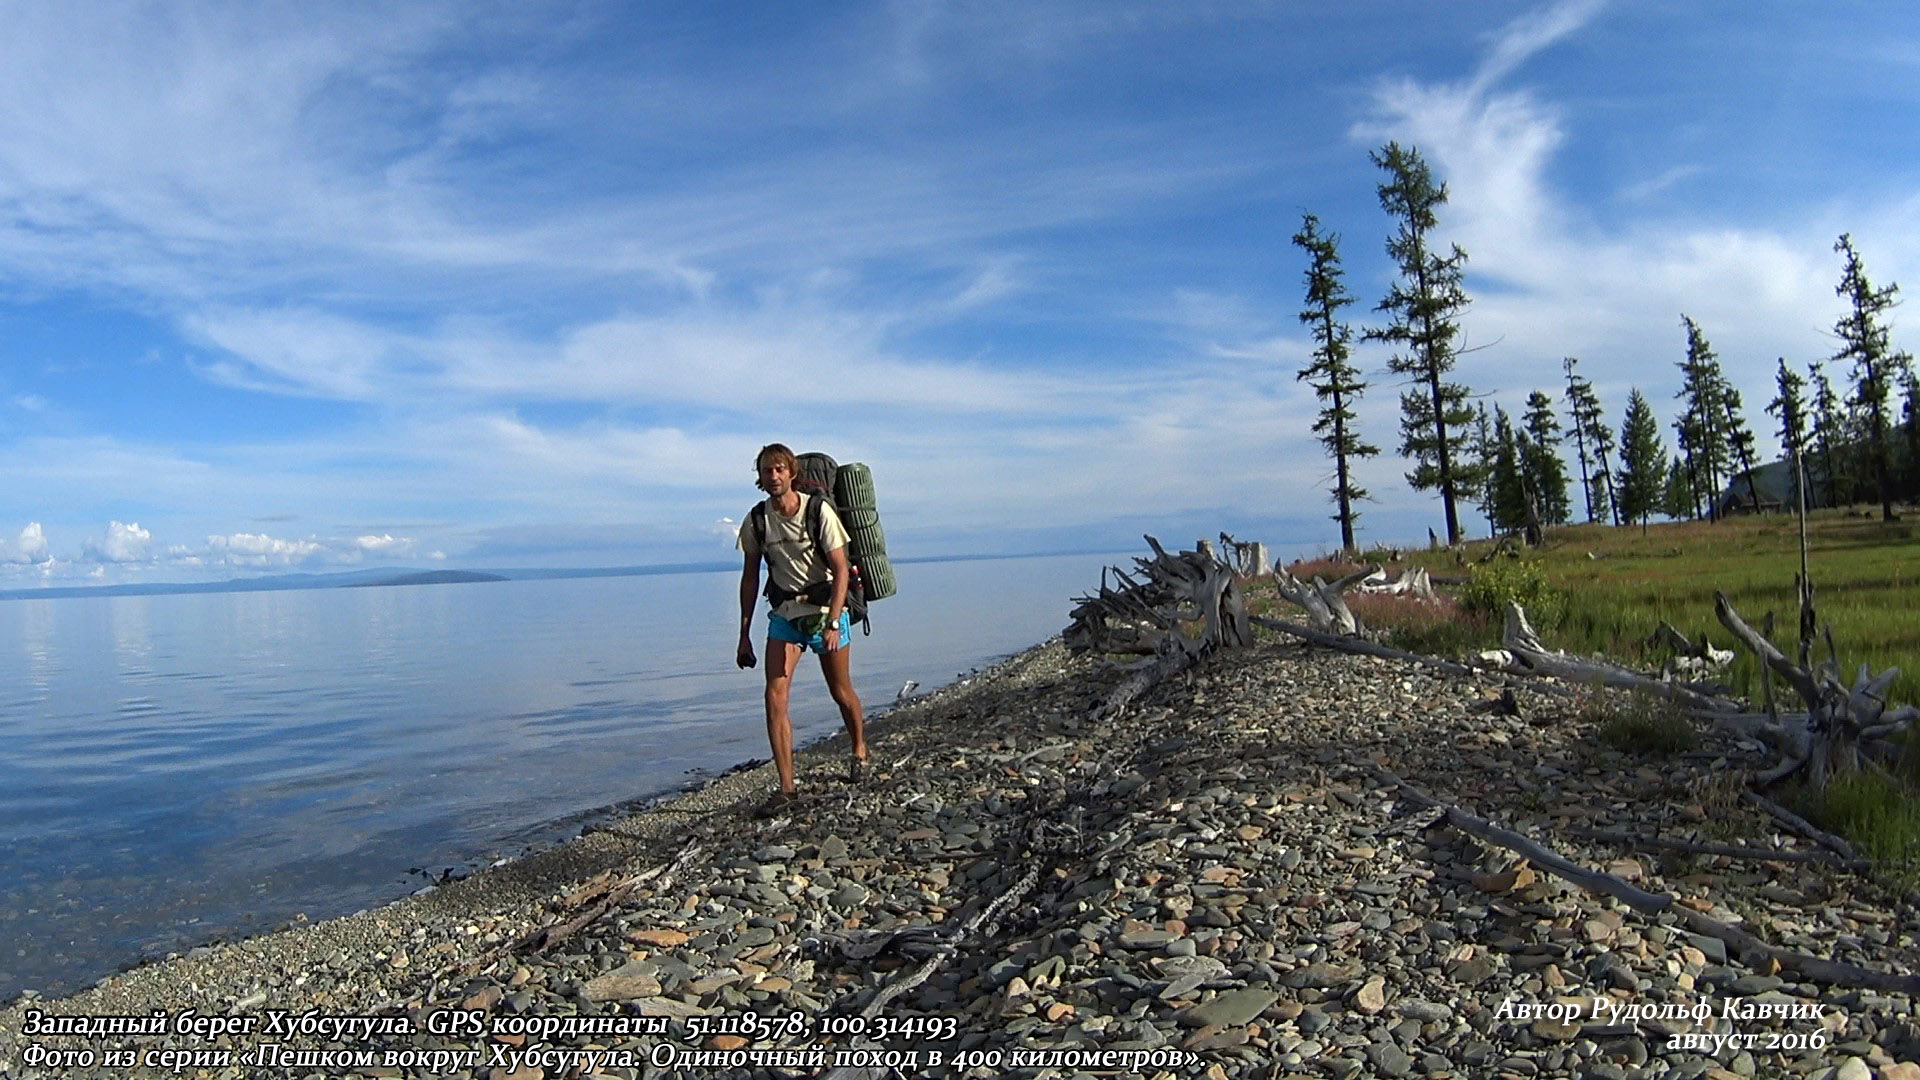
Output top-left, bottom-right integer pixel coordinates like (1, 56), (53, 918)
(738, 493), (851, 621)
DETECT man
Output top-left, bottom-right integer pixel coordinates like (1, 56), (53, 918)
(736, 443), (867, 809)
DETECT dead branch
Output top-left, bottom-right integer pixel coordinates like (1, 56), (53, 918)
(1373, 767), (1920, 994)
(1248, 615), (1476, 677)
(1741, 790), (1862, 863)
(1485, 602), (1738, 714)
(1568, 826), (1868, 871)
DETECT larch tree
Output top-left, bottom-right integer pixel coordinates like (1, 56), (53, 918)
(1521, 389), (1572, 524)
(1489, 406), (1529, 534)
(1723, 385), (1763, 513)
(1561, 357), (1617, 525)
(1674, 316), (1732, 521)
(1767, 358), (1810, 509)
(1471, 402), (1498, 535)
(1617, 388), (1667, 529)
(1660, 459), (1696, 522)
(1810, 361), (1846, 507)
(1365, 142), (1476, 545)
(1831, 233), (1913, 521)
(1903, 372), (1920, 499)
(1292, 212), (1378, 554)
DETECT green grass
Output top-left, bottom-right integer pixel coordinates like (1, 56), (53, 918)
(1264, 509), (1920, 870)
(1590, 690), (1703, 755)
(1395, 510), (1920, 707)
(1791, 771), (1920, 883)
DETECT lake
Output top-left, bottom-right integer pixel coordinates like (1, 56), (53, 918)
(0, 552), (1129, 1000)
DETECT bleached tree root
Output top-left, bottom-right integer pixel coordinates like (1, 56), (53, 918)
(1715, 591), (1915, 788)
(1272, 564), (1377, 635)
(1372, 767), (1920, 994)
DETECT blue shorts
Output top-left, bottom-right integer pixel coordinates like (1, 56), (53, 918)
(768, 611), (852, 655)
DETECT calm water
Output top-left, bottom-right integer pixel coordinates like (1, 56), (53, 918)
(0, 553), (1121, 1000)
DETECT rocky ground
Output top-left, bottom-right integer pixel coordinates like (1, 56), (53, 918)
(4, 632), (1920, 1079)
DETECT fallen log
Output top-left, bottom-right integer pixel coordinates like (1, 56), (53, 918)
(1372, 767), (1920, 994)
(1486, 602), (1738, 714)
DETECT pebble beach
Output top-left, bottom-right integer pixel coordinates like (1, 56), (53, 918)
(4, 631), (1920, 1079)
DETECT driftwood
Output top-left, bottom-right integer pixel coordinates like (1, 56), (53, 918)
(1249, 614), (1476, 677)
(1742, 789), (1862, 863)
(1569, 825), (1868, 871)
(1374, 767), (1920, 994)
(1714, 591), (1916, 788)
(1482, 602), (1738, 714)
(1066, 536), (1249, 657)
(1065, 536), (1251, 718)
(1272, 564), (1376, 635)
(1218, 532), (1272, 579)
(1353, 565), (1437, 601)
(1647, 620), (1733, 680)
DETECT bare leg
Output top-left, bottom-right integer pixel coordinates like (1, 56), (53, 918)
(819, 644), (866, 763)
(764, 638), (804, 792)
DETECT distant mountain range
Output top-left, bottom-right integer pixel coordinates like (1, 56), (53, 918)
(0, 549), (1134, 603)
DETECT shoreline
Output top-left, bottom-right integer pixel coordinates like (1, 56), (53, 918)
(5, 633), (1920, 1078)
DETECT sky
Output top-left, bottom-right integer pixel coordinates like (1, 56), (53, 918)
(4, 0), (1920, 584)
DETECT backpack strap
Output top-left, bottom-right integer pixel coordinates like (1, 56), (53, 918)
(753, 495), (871, 634)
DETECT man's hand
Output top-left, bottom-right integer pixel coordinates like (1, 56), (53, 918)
(737, 636), (757, 669)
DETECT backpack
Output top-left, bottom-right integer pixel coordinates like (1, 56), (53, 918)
(750, 453), (895, 634)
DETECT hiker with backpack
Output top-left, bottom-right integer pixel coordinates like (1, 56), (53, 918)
(736, 443), (869, 810)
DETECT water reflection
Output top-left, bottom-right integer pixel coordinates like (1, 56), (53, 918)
(0, 554), (1126, 999)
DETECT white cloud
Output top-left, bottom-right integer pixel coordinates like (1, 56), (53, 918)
(1348, 0), (1852, 438)
(81, 520), (151, 563)
(205, 532), (326, 567)
(0, 522), (50, 564)
(356, 533), (415, 557)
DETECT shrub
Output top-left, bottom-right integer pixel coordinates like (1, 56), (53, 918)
(1461, 558), (1563, 627)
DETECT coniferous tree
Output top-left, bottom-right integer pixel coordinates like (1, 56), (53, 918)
(1671, 422), (1701, 520)
(1489, 406), (1528, 533)
(1365, 142), (1475, 544)
(1674, 316), (1733, 521)
(1292, 212), (1378, 553)
(1471, 403), (1497, 535)
(1903, 372), (1920, 499)
(1767, 358), (1810, 509)
(1723, 386), (1762, 513)
(1521, 389), (1571, 524)
(1660, 459), (1695, 522)
(1561, 357), (1616, 525)
(1810, 361), (1846, 507)
(1617, 388), (1667, 529)
(1832, 233), (1913, 521)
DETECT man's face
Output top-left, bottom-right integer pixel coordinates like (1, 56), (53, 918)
(758, 458), (792, 495)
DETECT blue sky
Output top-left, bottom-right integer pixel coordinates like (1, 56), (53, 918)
(4, 0), (1919, 582)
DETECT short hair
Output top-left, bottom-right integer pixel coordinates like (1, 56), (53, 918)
(754, 443), (798, 491)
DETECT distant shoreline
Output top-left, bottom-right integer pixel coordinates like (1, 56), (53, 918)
(0, 547), (1139, 604)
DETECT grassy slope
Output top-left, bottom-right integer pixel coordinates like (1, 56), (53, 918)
(1260, 509), (1920, 869)
(1337, 510), (1918, 706)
